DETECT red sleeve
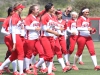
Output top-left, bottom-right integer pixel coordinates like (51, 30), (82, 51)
(24, 16), (32, 26)
(41, 15), (49, 25)
(67, 20), (71, 27)
(63, 20), (67, 30)
(76, 17), (82, 27)
(11, 14), (19, 25)
(64, 22), (67, 30)
(2, 18), (9, 28)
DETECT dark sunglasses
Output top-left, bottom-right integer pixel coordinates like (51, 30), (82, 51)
(67, 10), (72, 12)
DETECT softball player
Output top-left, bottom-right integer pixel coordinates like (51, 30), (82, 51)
(54, 10), (71, 71)
(23, 5), (46, 75)
(72, 7), (100, 71)
(40, 3), (62, 75)
(67, 11), (84, 65)
(1, 7), (18, 74)
(0, 3), (26, 75)
(55, 10), (72, 67)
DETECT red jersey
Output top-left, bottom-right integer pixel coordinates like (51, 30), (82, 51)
(55, 19), (67, 39)
(77, 16), (91, 36)
(24, 14), (40, 40)
(67, 19), (78, 35)
(2, 16), (11, 32)
(11, 12), (21, 25)
(41, 13), (55, 36)
(10, 12), (24, 35)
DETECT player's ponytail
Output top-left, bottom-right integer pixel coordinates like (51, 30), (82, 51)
(7, 7), (13, 17)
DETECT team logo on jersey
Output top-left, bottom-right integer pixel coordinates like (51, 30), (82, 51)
(30, 21), (40, 27)
(71, 22), (76, 28)
(82, 22), (89, 27)
(47, 20), (54, 26)
(47, 20), (55, 30)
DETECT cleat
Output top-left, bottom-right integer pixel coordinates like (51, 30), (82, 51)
(79, 61), (84, 65)
(66, 62), (70, 66)
(47, 72), (55, 75)
(52, 65), (57, 71)
(29, 64), (34, 69)
(24, 69), (33, 74)
(13, 71), (20, 75)
(40, 68), (48, 73)
(94, 65), (100, 71)
(63, 66), (69, 72)
(72, 65), (79, 71)
(3, 67), (11, 73)
(66, 66), (72, 71)
(33, 65), (38, 75)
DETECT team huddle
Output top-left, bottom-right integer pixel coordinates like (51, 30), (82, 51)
(0, 2), (100, 75)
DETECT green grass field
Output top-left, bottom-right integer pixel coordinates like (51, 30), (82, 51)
(0, 42), (100, 75)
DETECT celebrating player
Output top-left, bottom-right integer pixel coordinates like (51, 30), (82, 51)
(0, 3), (26, 75)
(23, 4), (46, 75)
(40, 3), (62, 75)
(72, 7), (100, 71)
(67, 11), (84, 65)
(1, 7), (17, 74)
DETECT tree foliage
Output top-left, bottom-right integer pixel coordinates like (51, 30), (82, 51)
(0, 0), (100, 17)
(72, 0), (100, 17)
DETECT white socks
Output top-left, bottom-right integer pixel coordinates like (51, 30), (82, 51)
(41, 62), (46, 69)
(30, 55), (36, 64)
(25, 58), (30, 70)
(35, 58), (44, 68)
(73, 54), (79, 65)
(23, 58), (26, 70)
(58, 58), (66, 69)
(79, 55), (83, 62)
(47, 62), (53, 74)
(12, 60), (17, 72)
(64, 54), (69, 63)
(68, 54), (70, 61)
(18, 60), (24, 74)
(91, 55), (97, 67)
(0, 58), (11, 70)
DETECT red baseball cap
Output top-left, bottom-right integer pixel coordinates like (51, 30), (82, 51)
(55, 10), (62, 15)
(14, 4), (25, 10)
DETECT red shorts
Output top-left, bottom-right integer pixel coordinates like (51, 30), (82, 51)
(40, 36), (54, 62)
(5, 34), (24, 61)
(24, 39), (45, 59)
